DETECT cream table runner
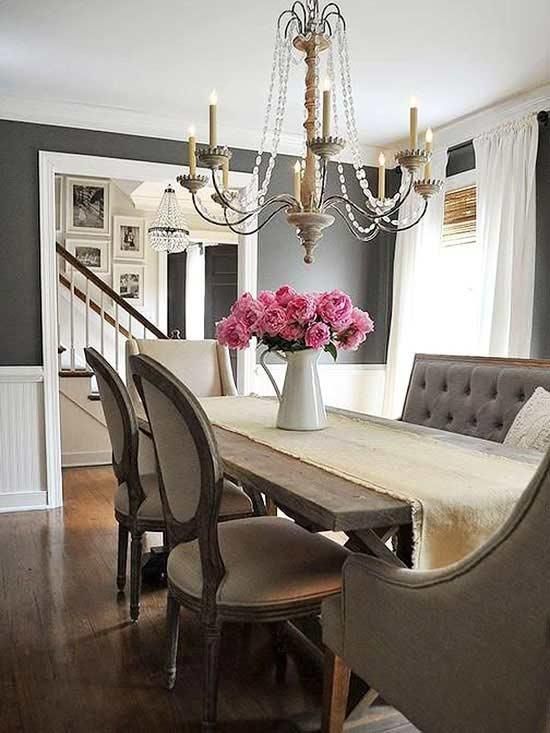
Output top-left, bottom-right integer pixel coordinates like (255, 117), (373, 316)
(199, 396), (540, 570)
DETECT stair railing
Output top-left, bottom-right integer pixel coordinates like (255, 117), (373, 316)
(57, 243), (169, 376)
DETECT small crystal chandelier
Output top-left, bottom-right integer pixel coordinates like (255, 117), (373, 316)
(148, 184), (190, 253)
(178, 0), (443, 264)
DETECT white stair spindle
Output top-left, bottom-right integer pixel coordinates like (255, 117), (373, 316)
(69, 267), (76, 371)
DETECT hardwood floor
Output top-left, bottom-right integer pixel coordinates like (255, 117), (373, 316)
(0, 467), (418, 733)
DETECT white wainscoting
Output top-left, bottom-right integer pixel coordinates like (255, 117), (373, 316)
(0, 367), (47, 513)
(254, 362), (386, 416)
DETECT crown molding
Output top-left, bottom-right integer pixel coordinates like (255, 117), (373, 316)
(385, 82), (550, 160)
(0, 93), (383, 167)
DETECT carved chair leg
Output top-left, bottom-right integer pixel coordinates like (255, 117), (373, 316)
(202, 620), (222, 731)
(117, 524), (129, 591)
(130, 531), (144, 622)
(166, 593), (180, 690)
(321, 648), (351, 733)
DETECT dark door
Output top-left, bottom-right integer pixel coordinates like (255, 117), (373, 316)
(204, 244), (238, 378)
(167, 251), (187, 338)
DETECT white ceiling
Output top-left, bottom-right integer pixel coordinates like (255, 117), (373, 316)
(1, 0), (549, 146)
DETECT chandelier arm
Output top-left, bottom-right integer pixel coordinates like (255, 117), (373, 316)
(321, 9), (346, 32)
(323, 195), (379, 221)
(377, 199), (429, 233)
(323, 172), (415, 222)
(330, 205), (381, 242)
(191, 195), (232, 227)
(210, 169), (298, 217)
(224, 205), (291, 237)
(222, 196), (295, 228)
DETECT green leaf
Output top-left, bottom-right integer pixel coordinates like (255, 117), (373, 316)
(324, 342), (338, 362)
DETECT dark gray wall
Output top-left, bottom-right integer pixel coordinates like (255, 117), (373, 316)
(0, 118), (395, 366)
(532, 118), (550, 358)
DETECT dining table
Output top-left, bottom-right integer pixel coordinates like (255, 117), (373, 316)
(137, 395), (540, 731)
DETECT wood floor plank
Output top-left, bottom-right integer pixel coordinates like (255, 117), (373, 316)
(0, 466), (418, 733)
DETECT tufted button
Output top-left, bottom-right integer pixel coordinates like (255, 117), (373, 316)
(518, 391), (526, 402)
(447, 413), (453, 422)
(421, 382), (427, 390)
(470, 416), (478, 426)
(495, 421), (504, 430)
(465, 386), (471, 396)
(426, 410), (431, 419)
(492, 389), (498, 399)
(442, 383), (448, 392)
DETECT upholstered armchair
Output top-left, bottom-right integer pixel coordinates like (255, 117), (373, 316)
(321, 449), (550, 733)
(125, 338), (237, 415)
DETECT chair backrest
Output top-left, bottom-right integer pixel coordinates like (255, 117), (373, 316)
(129, 354), (226, 603)
(125, 338), (237, 412)
(84, 347), (144, 512)
(402, 353), (550, 442)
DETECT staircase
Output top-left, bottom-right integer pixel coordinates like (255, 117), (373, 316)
(56, 243), (169, 466)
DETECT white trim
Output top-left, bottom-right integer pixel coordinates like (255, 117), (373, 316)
(0, 366), (44, 383)
(40, 151), (257, 508)
(62, 450), (111, 468)
(0, 94), (384, 166)
(237, 228), (259, 395)
(0, 491), (48, 514)
(446, 168), (477, 191)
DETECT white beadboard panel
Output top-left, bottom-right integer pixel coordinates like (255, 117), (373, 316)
(0, 371), (47, 504)
(254, 363), (386, 416)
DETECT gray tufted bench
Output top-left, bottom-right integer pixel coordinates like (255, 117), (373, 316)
(401, 354), (550, 443)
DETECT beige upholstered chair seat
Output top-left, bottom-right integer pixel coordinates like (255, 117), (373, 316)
(167, 516), (349, 608)
(115, 476), (253, 522)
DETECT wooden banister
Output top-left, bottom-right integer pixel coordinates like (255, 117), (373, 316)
(57, 243), (167, 339)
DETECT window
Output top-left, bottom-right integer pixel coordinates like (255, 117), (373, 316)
(442, 184), (477, 246)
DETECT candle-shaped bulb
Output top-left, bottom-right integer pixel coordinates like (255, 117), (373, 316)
(322, 78), (332, 138)
(188, 124), (197, 177)
(378, 153), (386, 201)
(209, 90), (218, 147)
(409, 96), (418, 150)
(293, 160), (302, 205)
(424, 127), (433, 180)
(323, 77), (331, 92)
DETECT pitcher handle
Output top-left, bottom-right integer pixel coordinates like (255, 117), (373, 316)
(259, 348), (286, 402)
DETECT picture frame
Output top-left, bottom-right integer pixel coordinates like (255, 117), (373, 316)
(112, 263), (145, 307)
(55, 175), (64, 239)
(66, 177), (111, 236)
(66, 238), (111, 275)
(113, 215), (145, 260)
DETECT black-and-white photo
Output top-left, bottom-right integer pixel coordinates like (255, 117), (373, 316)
(113, 264), (144, 306)
(74, 245), (101, 268)
(66, 178), (110, 235)
(121, 225), (139, 251)
(113, 216), (145, 260)
(66, 238), (110, 275)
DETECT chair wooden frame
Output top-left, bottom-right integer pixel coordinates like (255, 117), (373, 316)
(131, 354), (347, 730)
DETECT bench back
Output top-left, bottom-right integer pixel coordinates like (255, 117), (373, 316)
(402, 354), (550, 443)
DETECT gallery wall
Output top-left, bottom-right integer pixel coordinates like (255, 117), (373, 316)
(0, 118), (396, 366)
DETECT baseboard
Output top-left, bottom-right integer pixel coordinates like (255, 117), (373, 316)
(62, 450), (111, 468)
(0, 491), (48, 513)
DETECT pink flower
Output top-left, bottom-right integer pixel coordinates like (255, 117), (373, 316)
(275, 285), (297, 307)
(280, 322), (305, 342)
(351, 307), (375, 334)
(336, 324), (366, 351)
(286, 293), (317, 325)
(259, 305), (288, 337)
(216, 317), (250, 350)
(231, 293), (255, 318)
(305, 322), (331, 349)
(240, 299), (265, 333)
(317, 289), (353, 330)
(258, 290), (276, 307)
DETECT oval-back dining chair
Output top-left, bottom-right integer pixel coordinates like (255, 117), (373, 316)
(130, 353), (350, 731)
(85, 347), (254, 623)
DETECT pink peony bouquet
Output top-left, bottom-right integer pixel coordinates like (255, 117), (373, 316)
(216, 285), (374, 360)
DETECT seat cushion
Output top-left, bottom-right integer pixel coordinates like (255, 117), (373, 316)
(115, 476), (252, 522)
(167, 517), (350, 609)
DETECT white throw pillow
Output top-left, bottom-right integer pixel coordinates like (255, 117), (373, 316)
(504, 386), (550, 452)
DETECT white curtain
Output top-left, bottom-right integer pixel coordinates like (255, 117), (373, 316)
(185, 244), (205, 340)
(474, 115), (538, 357)
(382, 151), (448, 418)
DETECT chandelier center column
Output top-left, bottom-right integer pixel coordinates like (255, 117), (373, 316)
(295, 33), (329, 209)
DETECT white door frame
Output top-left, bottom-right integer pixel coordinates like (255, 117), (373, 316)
(39, 151), (257, 509)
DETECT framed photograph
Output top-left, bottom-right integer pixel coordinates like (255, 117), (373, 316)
(66, 239), (110, 275)
(112, 263), (145, 307)
(55, 176), (64, 238)
(113, 216), (145, 260)
(66, 177), (110, 235)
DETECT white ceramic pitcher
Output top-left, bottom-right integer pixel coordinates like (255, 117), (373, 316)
(260, 348), (327, 431)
